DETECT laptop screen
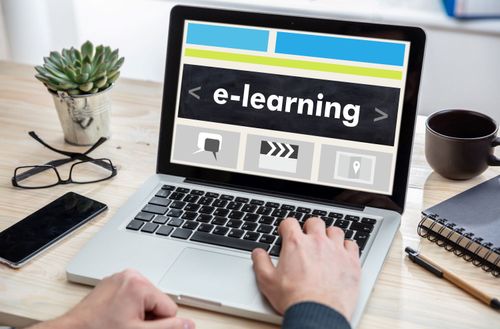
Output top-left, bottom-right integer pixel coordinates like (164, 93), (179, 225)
(170, 20), (410, 196)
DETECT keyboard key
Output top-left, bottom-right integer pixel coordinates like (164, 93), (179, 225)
(345, 215), (360, 221)
(214, 208), (230, 217)
(190, 189), (204, 195)
(153, 215), (169, 224)
(250, 199), (264, 205)
(228, 229), (244, 239)
(303, 214), (316, 221)
(286, 212), (303, 221)
(260, 234), (276, 244)
(166, 209), (183, 217)
(354, 233), (369, 250)
(169, 192), (185, 200)
(312, 209), (327, 216)
(350, 222), (374, 233)
(334, 219), (350, 229)
(205, 192), (219, 198)
(256, 206), (272, 215)
(228, 211), (244, 220)
(197, 197), (213, 205)
(162, 185), (175, 190)
(141, 223), (159, 234)
(135, 212), (155, 222)
(271, 209), (288, 217)
(149, 197), (171, 207)
(227, 219), (243, 228)
(257, 224), (273, 234)
(242, 222), (258, 231)
(269, 245), (281, 257)
(168, 218), (183, 227)
(126, 219), (144, 231)
(272, 227), (280, 235)
(227, 202), (242, 210)
(271, 209), (287, 218)
(297, 207), (311, 213)
(281, 204), (295, 211)
(244, 232), (260, 241)
(155, 189), (170, 198)
(181, 212), (197, 221)
(275, 237), (282, 246)
(220, 194), (234, 201)
(275, 217), (285, 226)
(183, 221), (199, 230)
(243, 213), (259, 222)
(176, 187), (190, 193)
(156, 225), (173, 236)
(198, 223), (214, 233)
(184, 203), (200, 212)
(235, 197), (249, 203)
(361, 217), (377, 225)
(213, 226), (229, 235)
(212, 217), (228, 226)
(197, 214), (213, 223)
(329, 212), (344, 219)
(191, 231), (270, 252)
(170, 201), (186, 209)
(241, 204), (257, 213)
(171, 228), (193, 240)
(265, 202), (280, 208)
(345, 229), (355, 239)
(183, 194), (199, 203)
(322, 217), (334, 226)
(259, 216), (275, 225)
(212, 199), (228, 208)
(199, 206), (215, 214)
(142, 205), (168, 215)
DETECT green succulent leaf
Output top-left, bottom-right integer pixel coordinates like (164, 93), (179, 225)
(68, 89), (81, 96)
(95, 76), (108, 89)
(81, 40), (94, 61)
(108, 71), (120, 84)
(79, 81), (94, 92)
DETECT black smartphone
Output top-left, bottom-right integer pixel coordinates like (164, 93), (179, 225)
(0, 192), (107, 268)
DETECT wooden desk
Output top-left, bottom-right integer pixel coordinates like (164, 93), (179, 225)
(0, 61), (498, 328)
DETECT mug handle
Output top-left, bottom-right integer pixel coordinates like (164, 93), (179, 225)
(488, 137), (500, 166)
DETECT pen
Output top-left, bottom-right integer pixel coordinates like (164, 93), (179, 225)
(404, 246), (499, 310)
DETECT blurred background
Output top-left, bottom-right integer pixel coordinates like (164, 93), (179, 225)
(0, 0), (499, 121)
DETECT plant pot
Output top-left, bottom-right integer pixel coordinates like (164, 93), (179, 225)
(50, 86), (113, 145)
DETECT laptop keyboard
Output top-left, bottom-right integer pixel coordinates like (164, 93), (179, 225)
(125, 185), (378, 257)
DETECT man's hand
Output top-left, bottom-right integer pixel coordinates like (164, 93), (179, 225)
(251, 217), (361, 321)
(31, 269), (194, 329)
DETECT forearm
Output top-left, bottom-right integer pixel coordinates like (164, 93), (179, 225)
(282, 302), (352, 329)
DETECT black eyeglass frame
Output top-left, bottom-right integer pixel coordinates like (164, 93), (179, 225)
(12, 131), (117, 189)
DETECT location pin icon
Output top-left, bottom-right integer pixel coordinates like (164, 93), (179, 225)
(353, 160), (361, 174)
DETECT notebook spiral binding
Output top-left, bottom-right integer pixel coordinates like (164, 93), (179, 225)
(418, 214), (500, 277)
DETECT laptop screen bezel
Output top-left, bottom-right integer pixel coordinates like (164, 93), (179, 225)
(157, 5), (426, 214)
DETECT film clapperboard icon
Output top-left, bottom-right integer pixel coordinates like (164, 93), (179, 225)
(258, 141), (299, 173)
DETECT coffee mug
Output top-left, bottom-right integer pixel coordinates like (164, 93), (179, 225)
(425, 109), (500, 180)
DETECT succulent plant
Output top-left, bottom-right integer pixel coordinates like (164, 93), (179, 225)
(34, 41), (124, 96)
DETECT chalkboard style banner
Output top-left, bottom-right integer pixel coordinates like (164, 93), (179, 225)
(179, 64), (400, 146)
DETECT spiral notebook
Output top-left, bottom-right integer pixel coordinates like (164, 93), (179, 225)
(419, 175), (500, 277)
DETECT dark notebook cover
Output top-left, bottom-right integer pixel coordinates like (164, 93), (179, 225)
(423, 175), (500, 247)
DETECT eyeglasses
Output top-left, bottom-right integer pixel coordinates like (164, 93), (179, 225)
(12, 131), (117, 189)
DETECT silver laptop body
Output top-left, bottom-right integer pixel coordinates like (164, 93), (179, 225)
(68, 5), (425, 328)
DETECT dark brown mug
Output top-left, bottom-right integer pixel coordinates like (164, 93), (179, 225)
(425, 109), (500, 180)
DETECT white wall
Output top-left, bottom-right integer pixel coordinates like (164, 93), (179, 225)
(2, 0), (500, 122)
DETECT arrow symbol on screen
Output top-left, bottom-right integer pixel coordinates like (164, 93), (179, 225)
(373, 108), (388, 122)
(188, 86), (201, 100)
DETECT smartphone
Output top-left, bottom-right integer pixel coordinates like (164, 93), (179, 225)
(0, 192), (107, 268)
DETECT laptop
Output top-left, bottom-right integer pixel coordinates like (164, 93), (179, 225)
(67, 5), (425, 327)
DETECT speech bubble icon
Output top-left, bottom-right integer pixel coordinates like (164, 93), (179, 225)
(193, 132), (222, 160)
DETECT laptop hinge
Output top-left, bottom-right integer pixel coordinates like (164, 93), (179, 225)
(184, 178), (364, 211)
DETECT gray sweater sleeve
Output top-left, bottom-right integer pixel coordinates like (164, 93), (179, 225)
(282, 302), (352, 329)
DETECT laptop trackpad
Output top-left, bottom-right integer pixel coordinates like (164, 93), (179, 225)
(159, 247), (260, 306)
